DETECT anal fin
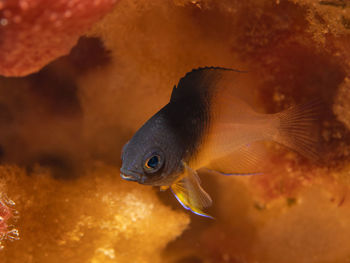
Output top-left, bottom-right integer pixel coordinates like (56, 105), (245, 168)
(204, 141), (267, 176)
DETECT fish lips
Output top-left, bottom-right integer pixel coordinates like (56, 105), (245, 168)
(120, 168), (141, 182)
(120, 168), (165, 185)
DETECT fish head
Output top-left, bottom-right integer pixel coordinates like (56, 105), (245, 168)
(120, 113), (183, 186)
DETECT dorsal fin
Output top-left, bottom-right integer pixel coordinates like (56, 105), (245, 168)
(170, 67), (243, 102)
(170, 85), (177, 101)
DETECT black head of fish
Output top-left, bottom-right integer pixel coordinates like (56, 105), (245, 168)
(120, 68), (225, 186)
(120, 108), (186, 186)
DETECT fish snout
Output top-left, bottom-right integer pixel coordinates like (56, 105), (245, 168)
(120, 173), (138, 181)
(120, 168), (141, 182)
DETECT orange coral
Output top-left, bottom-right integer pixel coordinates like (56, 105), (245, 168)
(0, 165), (188, 262)
(0, 0), (117, 77)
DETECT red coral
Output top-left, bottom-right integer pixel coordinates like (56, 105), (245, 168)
(0, 0), (117, 77)
(0, 200), (11, 234)
(0, 196), (18, 249)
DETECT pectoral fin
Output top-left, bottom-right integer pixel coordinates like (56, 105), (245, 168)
(171, 163), (213, 218)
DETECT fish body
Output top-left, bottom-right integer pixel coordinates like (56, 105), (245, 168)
(120, 67), (320, 217)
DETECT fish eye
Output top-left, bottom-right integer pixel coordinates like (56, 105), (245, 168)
(146, 155), (159, 169)
(143, 151), (164, 173)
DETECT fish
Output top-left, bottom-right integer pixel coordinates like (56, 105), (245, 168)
(120, 67), (320, 218)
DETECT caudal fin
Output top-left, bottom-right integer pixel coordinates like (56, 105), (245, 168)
(275, 99), (323, 161)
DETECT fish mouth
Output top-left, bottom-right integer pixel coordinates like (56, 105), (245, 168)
(120, 168), (141, 182)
